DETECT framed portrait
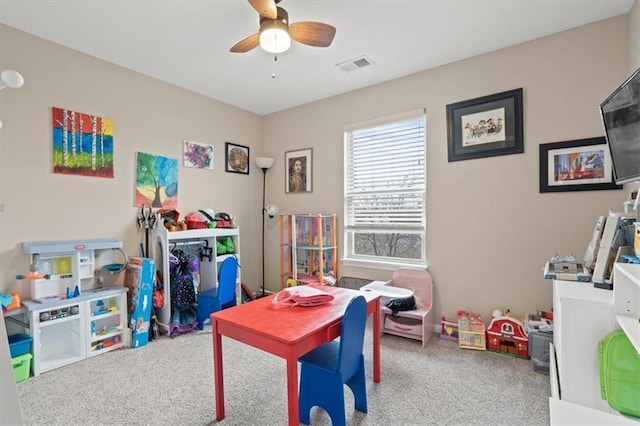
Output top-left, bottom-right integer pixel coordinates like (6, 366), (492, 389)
(446, 88), (524, 162)
(539, 137), (622, 193)
(285, 148), (312, 193)
(225, 142), (249, 174)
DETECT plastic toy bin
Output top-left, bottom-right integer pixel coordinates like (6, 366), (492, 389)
(8, 333), (32, 358)
(12, 353), (32, 382)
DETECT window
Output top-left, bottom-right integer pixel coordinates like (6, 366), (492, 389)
(344, 110), (426, 269)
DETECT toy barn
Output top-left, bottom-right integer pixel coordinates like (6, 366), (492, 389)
(486, 316), (529, 358)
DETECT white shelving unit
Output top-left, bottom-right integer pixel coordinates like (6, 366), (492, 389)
(549, 279), (639, 423)
(279, 214), (337, 289)
(150, 219), (240, 332)
(613, 262), (640, 355)
(86, 291), (128, 358)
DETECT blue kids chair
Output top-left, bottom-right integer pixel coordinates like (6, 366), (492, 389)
(298, 295), (368, 425)
(196, 256), (238, 330)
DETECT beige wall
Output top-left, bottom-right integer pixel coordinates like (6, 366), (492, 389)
(631, 0), (640, 70)
(1, 11), (637, 326)
(262, 16), (631, 323)
(0, 25), (264, 297)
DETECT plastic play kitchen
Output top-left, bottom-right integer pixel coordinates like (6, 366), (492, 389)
(5, 238), (129, 377)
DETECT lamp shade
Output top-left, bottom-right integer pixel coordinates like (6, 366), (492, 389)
(255, 157), (275, 170)
(0, 70), (24, 89)
(259, 12), (291, 54)
(265, 204), (279, 218)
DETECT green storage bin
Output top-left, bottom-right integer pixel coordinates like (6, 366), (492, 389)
(11, 352), (32, 383)
(598, 330), (640, 419)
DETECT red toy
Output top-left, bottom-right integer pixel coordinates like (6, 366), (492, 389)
(486, 314), (529, 359)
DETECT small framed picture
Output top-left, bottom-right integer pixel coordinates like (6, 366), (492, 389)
(539, 137), (622, 193)
(183, 140), (214, 170)
(446, 88), (524, 162)
(285, 148), (312, 193)
(225, 142), (249, 174)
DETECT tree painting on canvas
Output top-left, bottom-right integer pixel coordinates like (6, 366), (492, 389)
(52, 107), (114, 178)
(135, 152), (178, 208)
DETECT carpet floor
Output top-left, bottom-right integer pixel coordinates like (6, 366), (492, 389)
(16, 323), (550, 425)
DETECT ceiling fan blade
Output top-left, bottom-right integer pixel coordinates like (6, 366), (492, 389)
(289, 22), (336, 47)
(248, 0), (277, 19)
(230, 33), (260, 53)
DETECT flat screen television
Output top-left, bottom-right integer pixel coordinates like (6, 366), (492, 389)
(600, 67), (640, 185)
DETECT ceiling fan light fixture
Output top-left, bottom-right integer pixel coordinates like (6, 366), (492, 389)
(259, 20), (291, 53)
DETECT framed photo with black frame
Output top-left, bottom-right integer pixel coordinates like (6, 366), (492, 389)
(225, 142), (249, 174)
(285, 148), (312, 193)
(539, 137), (622, 193)
(446, 88), (524, 162)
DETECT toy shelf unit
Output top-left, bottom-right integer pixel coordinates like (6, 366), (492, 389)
(279, 213), (337, 289)
(151, 219), (240, 333)
(612, 262), (640, 355)
(440, 316), (459, 341)
(86, 290), (127, 357)
(457, 311), (486, 350)
(21, 287), (127, 376)
(21, 238), (126, 301)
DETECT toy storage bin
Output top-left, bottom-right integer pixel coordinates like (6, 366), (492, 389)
(528, 330), (553, 373)
(598, 330), (640, 419)
(12, 353), (32, 382)
(8, 333), (32, 358)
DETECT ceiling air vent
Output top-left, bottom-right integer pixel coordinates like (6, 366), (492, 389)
(336, 55), (374, 72)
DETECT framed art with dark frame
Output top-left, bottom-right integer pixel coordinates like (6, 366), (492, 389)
(539, 137), (622, 193)
(446, 88), (523, 162)
(225, 142), (249, 174)
(285, 148), (312, 193)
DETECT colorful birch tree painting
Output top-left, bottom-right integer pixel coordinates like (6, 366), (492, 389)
(52, 107), (114, 178)
(135, 152), (178, 208)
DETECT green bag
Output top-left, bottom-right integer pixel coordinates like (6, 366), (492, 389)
(598, 330), (640, 419)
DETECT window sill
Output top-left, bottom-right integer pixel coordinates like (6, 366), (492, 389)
(341, 258), (428, 271)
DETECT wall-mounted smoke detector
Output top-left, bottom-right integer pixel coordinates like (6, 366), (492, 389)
(336, 55), (374, 72)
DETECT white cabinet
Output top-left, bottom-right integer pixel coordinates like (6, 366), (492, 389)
(151, 221), (240, 332)
(550, 279), (639, 423)
(552, 280), (616, 412)
(25, 299), (84, 376)
(613, 263), (640, 355)
(23, 287), (127, 376)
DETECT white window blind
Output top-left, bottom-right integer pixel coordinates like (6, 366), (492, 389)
(344, 110), (426, 268)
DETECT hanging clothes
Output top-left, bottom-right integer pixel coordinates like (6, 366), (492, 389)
(169, 248), (198, 337)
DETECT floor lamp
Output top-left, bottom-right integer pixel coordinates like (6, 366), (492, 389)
(255, 157), (278, 298)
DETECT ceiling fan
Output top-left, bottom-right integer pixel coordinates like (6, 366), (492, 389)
(230, 0), (336, 54)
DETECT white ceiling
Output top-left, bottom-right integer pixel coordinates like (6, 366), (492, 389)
(0, 0), (635, 115)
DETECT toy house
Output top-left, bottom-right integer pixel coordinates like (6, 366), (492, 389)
(486, 315), (529, 358)
(457, 311), (486, 350)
